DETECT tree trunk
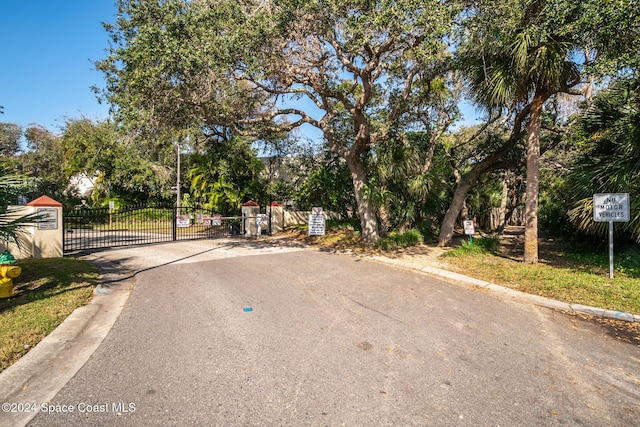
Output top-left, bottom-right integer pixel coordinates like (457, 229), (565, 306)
(438, 150), (509, 247)
(346, 153), (379, 244)
(438, 175), (475, 246)
(377, 203), (391, 237)
(499, 174), (509, 227)
(523, 92), (545, 264)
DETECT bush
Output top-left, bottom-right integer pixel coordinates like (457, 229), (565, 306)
(415, 220), (438, 242)
(443, 236), (500, 257)
(326, 219), (359, 231)
(375, 229), (423, 251)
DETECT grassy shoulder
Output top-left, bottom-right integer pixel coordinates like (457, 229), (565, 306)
(442, 239), (640, 315)
(0, 258), (98, 372)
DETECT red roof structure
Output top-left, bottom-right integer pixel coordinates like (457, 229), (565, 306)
(27, 195), (62, 207)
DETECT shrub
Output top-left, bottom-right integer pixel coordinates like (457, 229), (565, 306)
(416, 220), (438, 242)
(326, 219), (359, 231)
(443, 236), (500, 257)
(375, 229), (423, 251)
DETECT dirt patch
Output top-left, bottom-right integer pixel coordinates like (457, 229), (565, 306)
(495, 226), (572, 265)
(267, 227), (459, 268)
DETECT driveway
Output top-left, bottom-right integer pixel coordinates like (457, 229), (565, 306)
(16, 240), (640, 425)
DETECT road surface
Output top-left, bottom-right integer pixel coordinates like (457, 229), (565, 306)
(20, 240), (640, 426)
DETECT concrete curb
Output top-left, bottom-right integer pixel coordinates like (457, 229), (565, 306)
(370, 255), (640, 324)
(0, 258), (134, 427)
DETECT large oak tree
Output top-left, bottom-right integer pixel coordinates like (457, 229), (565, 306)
(98, 0), (457, 243)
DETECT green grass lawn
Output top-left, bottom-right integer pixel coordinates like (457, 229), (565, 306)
(442, 251), (640, 315)
(433, 235), (640, 315)
(0, 258), (98, 372)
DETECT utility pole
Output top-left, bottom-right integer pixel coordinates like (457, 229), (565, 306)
(176, 140), (181, 209)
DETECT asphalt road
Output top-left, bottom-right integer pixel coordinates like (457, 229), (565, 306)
(23, 240), (640, 426)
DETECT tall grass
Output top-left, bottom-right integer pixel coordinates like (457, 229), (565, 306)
(442, 237), (500, 257)
(375, 229), (423, 251)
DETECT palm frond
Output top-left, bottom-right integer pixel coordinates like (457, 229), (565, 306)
(0, 209), (46, 247)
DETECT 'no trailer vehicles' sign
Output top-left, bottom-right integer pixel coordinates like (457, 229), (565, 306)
(593, 193), (630, 222)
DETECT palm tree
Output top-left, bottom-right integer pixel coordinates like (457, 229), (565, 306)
(460, 1), (580, 262)
(0, 173), (42, 248)
(568, 77), (640, 241)
(187, 137), (266, 213)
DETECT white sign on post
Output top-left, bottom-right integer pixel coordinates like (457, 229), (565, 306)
(593, 193), (630, 222)
(593, 193), (631, 279)
(463, 220), (475, 235)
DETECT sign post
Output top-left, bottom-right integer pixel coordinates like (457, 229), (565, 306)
(593, 193), (630, 278)
(463, 220), (475, 247)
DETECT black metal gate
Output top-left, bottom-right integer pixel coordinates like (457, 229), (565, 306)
(63, 203), (242, 253)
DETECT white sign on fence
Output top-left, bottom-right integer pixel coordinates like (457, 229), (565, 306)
(176, 215), (191, 228)
(593, 193), (630, 222)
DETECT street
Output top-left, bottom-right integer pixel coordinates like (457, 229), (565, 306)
(25, 240), (640, 426)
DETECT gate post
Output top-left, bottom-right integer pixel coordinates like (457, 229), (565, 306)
(241, 200), (260, 237)
(268, 202), (284, 233)
(1, 196), (63, 259)
(31, 196), (63, 258)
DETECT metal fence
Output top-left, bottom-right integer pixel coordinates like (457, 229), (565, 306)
(63, 203), (242, 253)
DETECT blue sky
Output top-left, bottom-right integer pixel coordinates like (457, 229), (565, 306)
(0, 1), (480, 140)
(0, 1), (117, 133)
